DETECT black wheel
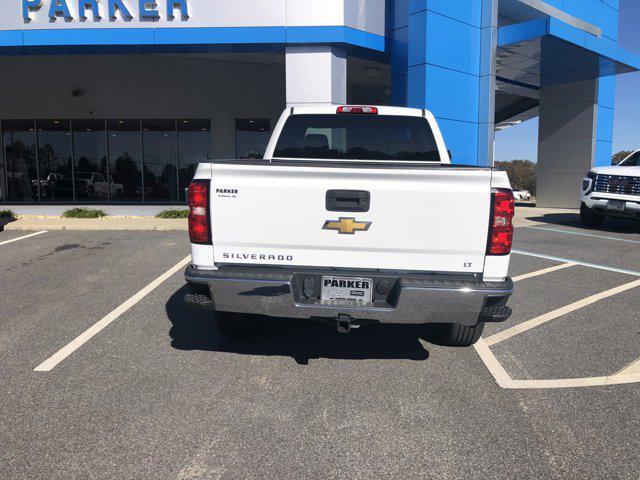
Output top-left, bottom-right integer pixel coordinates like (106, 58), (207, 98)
(580, 202), (605, 227)
(440, 322), (485, 347)
(215, 311), (258, 337)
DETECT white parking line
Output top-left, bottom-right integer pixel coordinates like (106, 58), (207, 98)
(512, 262), (576, 282)
(616, 357), (640, 377)
(476, 335), (640, 390)
(473, 338), (512, 388)
(475, 248), (640, 389)
(0, 230), (47, 246)
(512, 250), (640, 278)
(34, 255), (191, 372)
(527, 226), (640, 245)
(506, 375), (640, 389)
(484, 279), (640, 347)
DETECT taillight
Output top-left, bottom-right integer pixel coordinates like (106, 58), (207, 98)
(487, 188), (515, 256)
(188, 180), (210, 244)
(336, 106), (378, 114)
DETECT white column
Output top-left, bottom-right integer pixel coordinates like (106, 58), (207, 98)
(285, 46), (347, 105)
(536, 78), (598, 208)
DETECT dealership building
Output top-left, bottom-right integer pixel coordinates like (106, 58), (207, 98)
(0, 0), (637, 207)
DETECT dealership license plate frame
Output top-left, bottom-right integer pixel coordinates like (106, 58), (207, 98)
(321, 276), (373, 306)
(607, 200), (626, 212)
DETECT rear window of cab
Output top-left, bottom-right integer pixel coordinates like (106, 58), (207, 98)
(274, 114), (441, 162)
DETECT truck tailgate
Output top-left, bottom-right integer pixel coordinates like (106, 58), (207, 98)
(210, 163), (492, 273)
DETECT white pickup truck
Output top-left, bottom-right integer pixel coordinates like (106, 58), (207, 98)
(580, 150), (640, 226)
(183, 105), (514, 347)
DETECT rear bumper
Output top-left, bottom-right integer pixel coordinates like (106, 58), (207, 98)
(184, 266), (513, 326)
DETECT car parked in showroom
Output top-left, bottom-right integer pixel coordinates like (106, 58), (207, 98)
(580, 150), (640, 226)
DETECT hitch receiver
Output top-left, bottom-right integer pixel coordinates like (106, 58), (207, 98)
(337, 314), (352, 334)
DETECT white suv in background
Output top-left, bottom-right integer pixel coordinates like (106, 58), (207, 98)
(580, 150), (640, 226)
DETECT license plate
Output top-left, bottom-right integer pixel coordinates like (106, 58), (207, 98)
(321, 276), (373, 305)
(607, 200), (626, 212)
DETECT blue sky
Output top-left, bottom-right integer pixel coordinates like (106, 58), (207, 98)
(494, 0), (640, 162)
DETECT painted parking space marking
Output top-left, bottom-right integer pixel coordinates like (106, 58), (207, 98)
(484, 279), (640, 347)
(473, 336), (640, 390)
(0, 230), (47, 246)
(616, 357), (640, 377)
(512, 250), (640, 277)
(473, 338), (513, 388)
(475, 338), (640, 390)
(34, 255), (191, 372)
(511, 262), (576, 282)
(527, 226), (640, 245)
(475, 250), (640, 390)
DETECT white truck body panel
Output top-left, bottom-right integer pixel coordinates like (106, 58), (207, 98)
(209, 163), (492, 273)
(190, 105), (513, 283)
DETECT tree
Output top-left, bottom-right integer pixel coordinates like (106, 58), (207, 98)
(494, 159), (536, 194)
(612, 150), (633, 165)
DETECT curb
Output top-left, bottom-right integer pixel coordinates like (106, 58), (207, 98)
(2, 217), (188, 231)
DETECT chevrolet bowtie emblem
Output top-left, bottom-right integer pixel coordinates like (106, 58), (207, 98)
(323, 217), (372, 235)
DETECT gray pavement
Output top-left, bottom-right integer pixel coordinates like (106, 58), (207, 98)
(1, 214), (639, 479)
(514, 227), (640, 273)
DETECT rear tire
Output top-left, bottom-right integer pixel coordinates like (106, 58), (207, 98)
(580, 202), (605, 227)
(215, 311), (258, 337)
(440, 322), (485, 347)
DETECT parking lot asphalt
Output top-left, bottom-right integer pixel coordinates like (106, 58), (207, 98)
(1, 215), (639, 480)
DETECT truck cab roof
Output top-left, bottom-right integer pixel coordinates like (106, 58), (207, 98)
(289, 104), (428, 117)
(264, 104), (450, 164)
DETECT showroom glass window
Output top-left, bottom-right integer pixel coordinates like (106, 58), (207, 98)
(108, 120), (142, 201)
(2, 120), (37, 201)
(72, 120), (108, 201)
(142, 120), (178, 202)
(178, 119), (212, 202)
(36, 120), (73, 202)
(236, 119), (270, 159)
(1, 118), (211, 204)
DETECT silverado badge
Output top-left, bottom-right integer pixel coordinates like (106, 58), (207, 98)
(323, 217), (372, 235)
